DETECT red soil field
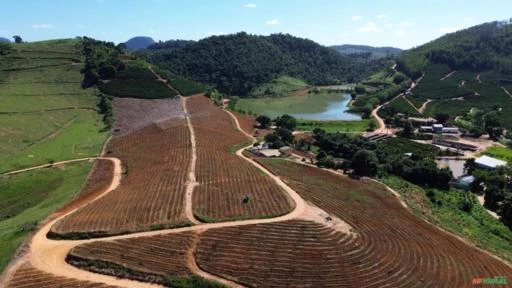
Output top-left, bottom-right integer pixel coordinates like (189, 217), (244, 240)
(68, 232), (195, 282)
(230, 111), (256, 136)
(194, 159), (512, 288)
(186, 96), (294, 221)
(51, 119), (191, 237)
(55, 159), (114, 215)
(5, 263), (117, 288)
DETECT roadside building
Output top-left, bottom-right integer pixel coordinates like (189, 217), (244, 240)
(433, 124), (444, 133)
(258, 149), (281, 158)
(455, 175), (475, 190)
(474, 156), (507, 170)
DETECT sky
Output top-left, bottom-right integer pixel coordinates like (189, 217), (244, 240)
(1, 0), (511, 49)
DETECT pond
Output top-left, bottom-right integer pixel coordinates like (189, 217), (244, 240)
(291, 96), (361, 121)
(239, 93), (362, 121)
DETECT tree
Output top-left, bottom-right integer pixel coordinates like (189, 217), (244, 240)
(264, 133), (284, 149)
(435, 113), (450, 124)
(393, 74), (405, 84)
(227, 96), (239, 110)
(368, 119), (377, 131)
(350, 149), (379, 176)
(400, 121), (414, 138)
(276, 127), (294, 144)
(354, 85), (366, 95)
(98, 64), (117, 79)
(275, 114), (296, 131)
(498, 193), (512, 226)
(12, 35), (22, 43)
(255, 115), (271, 129)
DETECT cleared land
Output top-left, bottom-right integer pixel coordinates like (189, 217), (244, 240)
(50, 103), (191, 238)
(187, 95), (294, 221)
(111, 97), (184, 136)
(194, 159), (512, 287)
(5, 263), (117, 288)
(0, 40), (107, 173)
(249, 76), (308, 97)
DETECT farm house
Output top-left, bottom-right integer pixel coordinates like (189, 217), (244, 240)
(474, 156), (507, 170)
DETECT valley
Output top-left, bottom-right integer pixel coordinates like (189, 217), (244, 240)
(1, 10), (512, 288)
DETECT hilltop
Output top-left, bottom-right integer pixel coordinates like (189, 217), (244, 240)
(393, 20), (512, 132)
(123, 36), (155, 50)
(0, 37), (10, 43)
(139, 32), (388, 96)
(331, 44), (402, 58)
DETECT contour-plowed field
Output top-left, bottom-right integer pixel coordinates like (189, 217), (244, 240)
(55, 159), (114, 215)
(51, 119), (191, 237)
(186, 96), (294, 221)
(194, 159), (512, 287)
(5, 263), (117, 288)
(67, 232), (195, 283)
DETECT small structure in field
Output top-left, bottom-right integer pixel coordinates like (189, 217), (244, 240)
(257, 149), (281, 158)
(474, 156), (507, 170)
(455, 175), (475, 190)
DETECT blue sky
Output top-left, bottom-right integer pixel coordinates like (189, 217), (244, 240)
(1, 0), (511, 49)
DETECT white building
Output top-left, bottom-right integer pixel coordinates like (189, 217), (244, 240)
(474, 156), (507, 169)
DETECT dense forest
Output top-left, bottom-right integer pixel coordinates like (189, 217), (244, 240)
(398, 20), (512, 78)
(138, 32), (387, 96)
(330, 44), (402, 58)
(147, 39), (196, 50)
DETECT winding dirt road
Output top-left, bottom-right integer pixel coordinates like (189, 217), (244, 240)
(1, 98), (317, 288)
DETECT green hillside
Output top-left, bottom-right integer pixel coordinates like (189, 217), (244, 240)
(393, 21), (512, 132)
(0, 39), (109, 272)
(139, 32), (386, 96)
(0, 39), (108, 172)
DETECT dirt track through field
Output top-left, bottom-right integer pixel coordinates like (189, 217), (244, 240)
(1, 96), (310, 288)
(4, 94), (511, 288)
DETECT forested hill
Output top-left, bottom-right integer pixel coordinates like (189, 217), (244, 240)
(139, 32), (387, 96)
(331, 44), (402, 58)
(397, 20), (512, 78)
(147, 39), (196, 50)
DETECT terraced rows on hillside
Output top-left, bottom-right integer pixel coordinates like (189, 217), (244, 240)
(5, 263), (117, 288)
(50, 98), (191, 237)
(194, 159), (512, 287)
(186, 96), (294, 221)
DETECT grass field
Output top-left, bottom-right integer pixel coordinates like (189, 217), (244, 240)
(0, 162), (92, 272)
(378, 95), (421, 117)
(296, 119), (370, 133)
(236, 91), (352, 119)
(0, 40), (108, 173)
(249, 76), (307, 97)
(382, 176), (512, 262)
(481, 146), (512, 162)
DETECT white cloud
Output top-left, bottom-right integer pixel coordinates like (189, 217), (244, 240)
(244, 3), (256, 8)
(440, 27), (458, 33)
(266, 19), (280, 25)
(341, 32), (349, 37)
(358, 22), (381, 33)
(377, 14), (389, 19)
(32, 23), (53, 29)
(464, 17), (473, 21)
(351, 15), (362, 21)
(148, 29), (156, 35)
(399, 21), (414, 27)
(394, 29), (406, 36)
(385, 23), (394, 28)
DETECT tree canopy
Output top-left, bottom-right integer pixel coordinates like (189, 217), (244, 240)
(139, 32), (385, 96)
